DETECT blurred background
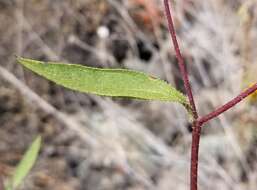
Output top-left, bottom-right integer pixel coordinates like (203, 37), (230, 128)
(0, 0), (256, 189)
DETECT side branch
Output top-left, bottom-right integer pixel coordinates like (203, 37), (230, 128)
(198, 83), (257, 125)
(163, 0), (198, 119)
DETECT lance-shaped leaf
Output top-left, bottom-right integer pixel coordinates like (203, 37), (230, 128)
(17, 57), (189, 107)
(6, 136), (41, 190)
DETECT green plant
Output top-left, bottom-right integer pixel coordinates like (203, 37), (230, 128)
(16, 58), (188, 106)
(5, 136), (41, 190)
(16, 1), (257, 190)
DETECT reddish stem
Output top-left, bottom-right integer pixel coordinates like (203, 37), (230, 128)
(163, 1), (200, 190)
(163, 0), (198, 120)
(198, 83), (257, 125)
(190, 121), (201, 190)
(163, 1), (256, 190)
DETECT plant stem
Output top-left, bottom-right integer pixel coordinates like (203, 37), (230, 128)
(190, 121), (201, 190)
(163, 1), (200, 190)
(163, 0), (198, 119)
(163, 1), (257, 190)
(198, 83), (257, 125)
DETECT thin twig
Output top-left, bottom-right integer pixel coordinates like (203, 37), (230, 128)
(0, 65), (98, 147)
(198, 83), (257, 125)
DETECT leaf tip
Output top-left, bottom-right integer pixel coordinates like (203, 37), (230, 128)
(34, 135), (42, 146)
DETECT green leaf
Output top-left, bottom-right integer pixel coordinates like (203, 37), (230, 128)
(17, 57), (189, 106)
(7, 136), (41, 190)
